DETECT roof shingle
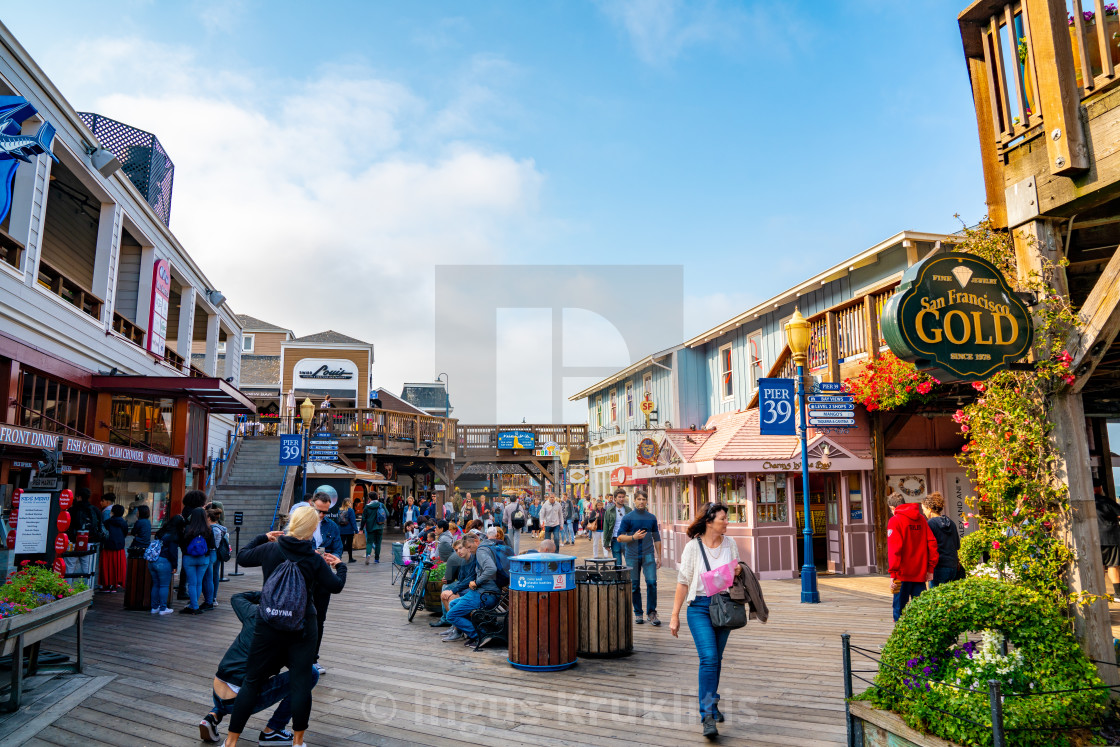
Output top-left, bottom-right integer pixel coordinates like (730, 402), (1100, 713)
(291, 330), (370, 345)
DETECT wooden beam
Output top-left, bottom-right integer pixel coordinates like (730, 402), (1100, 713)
(826, 310), (841, 384)
(451, 458), (480, 483)
(1069, 246), (1120, 389)
(1092, 417), (1117, 501)
(864, 295), (881, 360)
(528, 457), (557, 486)
(870, 412), (889, 574)
(965, 50), (1008, 225)
(1024, 0), (1089, 175)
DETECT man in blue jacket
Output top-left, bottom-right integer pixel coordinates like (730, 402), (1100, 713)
(617, 490), (662, 626)
(446, 532), (503, 647)
(198, 591), (320, 744)
(308, 490), (344, 673)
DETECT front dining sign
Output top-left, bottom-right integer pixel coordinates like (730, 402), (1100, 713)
(881, 253), (1033, 382)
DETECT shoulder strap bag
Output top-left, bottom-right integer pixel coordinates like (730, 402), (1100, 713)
(697, 538), (747, 630)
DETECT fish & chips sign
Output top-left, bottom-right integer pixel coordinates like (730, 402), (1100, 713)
(881, 254), (1033, 382)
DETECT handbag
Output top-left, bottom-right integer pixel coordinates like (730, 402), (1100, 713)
(697, 538), (747, 630)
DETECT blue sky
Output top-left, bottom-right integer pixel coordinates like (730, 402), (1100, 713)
(6, 1), (988, 421)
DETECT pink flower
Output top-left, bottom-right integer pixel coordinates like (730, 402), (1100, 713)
(1064, 375), (1075, 385)
(972, 382), (986, 392)
(992, 541), (1001, 549)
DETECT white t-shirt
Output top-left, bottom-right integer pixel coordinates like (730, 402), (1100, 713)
(677, 536), (741, 604)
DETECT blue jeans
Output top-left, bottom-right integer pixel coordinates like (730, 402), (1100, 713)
(628, 551), (658, 615)
(148, 557), (172, 611)
(687, 596), (730, 720)
(207, 550), (219, 604)
(446, 589), (498, 639)
(611, 538), (625, 568)
(544, 525), (563, 549)
(212, 666), (320, 732)
(183, 553), (213, 609)
(562, 520), (575, 543)
(892, 580), (926, 621)
(929, 566), (957, 589)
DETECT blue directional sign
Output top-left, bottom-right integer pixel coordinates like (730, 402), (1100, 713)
(808, 395), (854, 403)
(757, 378), (796, 436)
(818, 382), (843, 392)
(279, 435), (303, 465)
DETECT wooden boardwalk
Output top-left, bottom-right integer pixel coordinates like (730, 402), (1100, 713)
(3, 535), (900, 746)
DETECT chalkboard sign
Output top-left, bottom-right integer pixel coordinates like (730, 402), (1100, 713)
(233, 511), (244, 527)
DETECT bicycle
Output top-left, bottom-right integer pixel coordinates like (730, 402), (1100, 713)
(400, 555), (437, 622)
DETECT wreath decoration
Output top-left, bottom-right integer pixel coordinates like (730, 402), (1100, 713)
(897, 475), (926, 498)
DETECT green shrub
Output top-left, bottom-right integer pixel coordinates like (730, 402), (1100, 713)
(857, 577), (1108, 746)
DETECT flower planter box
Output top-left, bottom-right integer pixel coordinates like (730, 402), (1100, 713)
(849, 701), (962, 747)
(0, 589), (93, 713)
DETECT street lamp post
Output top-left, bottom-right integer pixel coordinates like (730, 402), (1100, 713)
(299, 397), (315, 502)
(559, 446), (571, 499)
(785, 308), (820, 604)
(436, 372), (449, 419)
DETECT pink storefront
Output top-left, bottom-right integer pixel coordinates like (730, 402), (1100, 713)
(634, 409), (879, 579)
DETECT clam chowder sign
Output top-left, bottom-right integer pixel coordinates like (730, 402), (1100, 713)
(0, 424), (182, 468)
(881, 254), (1033, 382)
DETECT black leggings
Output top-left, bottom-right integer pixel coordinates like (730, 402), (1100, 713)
(341, 534), (354, 561)
(228, 617), (318, 733)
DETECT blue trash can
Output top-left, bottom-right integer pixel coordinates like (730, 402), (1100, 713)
(508, 553), (578, 671)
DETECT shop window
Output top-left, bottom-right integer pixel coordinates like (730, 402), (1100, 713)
(676, 478), (692, 522)
(719, 344), (733, 400)
(610, 389), (617, 423)
(596, 397), (603, 428)
(242, 334), (254, 353)
(756, 473), (789, 523)
(103, 466), (172, 528)
(717, 474), (747, 523)
(625, 382), (633, 419)
(109, 395), (175, 454)
(643, 372), (652, 394)
(848, 473), (863, 521)
(748, 333), (763, 396)
(17, 371), (92, 436)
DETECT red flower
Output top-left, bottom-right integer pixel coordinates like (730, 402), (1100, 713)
(992, 541), (1001, 549)
(972, 382), (986, 392)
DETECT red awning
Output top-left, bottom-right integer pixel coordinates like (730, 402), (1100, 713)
(91, 375), (256, 414)
(610, 466), (648, 487)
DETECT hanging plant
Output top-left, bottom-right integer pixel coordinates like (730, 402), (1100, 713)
(843, 351), (939, 412)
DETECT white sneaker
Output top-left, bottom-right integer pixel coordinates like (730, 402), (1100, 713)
(150, 608), (160, 615)
(159, 607), (174, 616)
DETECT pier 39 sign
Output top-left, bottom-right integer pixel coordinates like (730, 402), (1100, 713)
(881, 254), (1033, 382)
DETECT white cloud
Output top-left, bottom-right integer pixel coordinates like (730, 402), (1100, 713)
(39, 36), (545, 419)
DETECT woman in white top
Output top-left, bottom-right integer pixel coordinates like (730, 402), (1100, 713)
(669, 502), (742, 740)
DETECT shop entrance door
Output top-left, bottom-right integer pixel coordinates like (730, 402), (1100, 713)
(796, 473), (829, 571)
(824, 474), (845, 573)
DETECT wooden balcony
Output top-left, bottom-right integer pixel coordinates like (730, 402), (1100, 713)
(0, 226), (24, 271)
(455, 424), (589, 463)
(749, 285), (897, 408)
(163, 347), (186, 371)
(310, 408), (458, 459)
(960, 0), (1120, 226)
(112, 311), (145, 346)
(36, 259), (102, 321)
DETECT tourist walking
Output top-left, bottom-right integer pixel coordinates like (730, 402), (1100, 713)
(181, 505), (216, 614)
(602, 489), (631, 567)
(148, 510), (184, 615)
(561, 497), (576, 545)
(887, 493), (939, 621)
(921, 492), (960, 589)
(222, 505), (346, 747)
(308, 490), (344, 673)
(362, 495), (386, 564)
(337, 498), (357, 563)
(207, 506), (231, 610)
(669, 502), (743, 740)
(584, 499), (604, 559)
(540, 494), (564, 550)
(617, 490), (662, 625)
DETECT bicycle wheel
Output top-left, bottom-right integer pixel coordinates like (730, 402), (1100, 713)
(407, 570), (430, 622)
(399, 564), (416, 608)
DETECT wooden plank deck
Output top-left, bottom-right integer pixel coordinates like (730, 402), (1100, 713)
(6, 535), (900, 746)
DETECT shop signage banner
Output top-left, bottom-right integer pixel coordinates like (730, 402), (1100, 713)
(292, 359), (359, 396)
(636, 438), (658, 465)
(13, 492), (50, 554)
(0, 424), (182, 468)
(147, 259), (172, 357)
(498, 431), (535, 449)
(757, 378), (796, 436)
(881, 254), (1034, 382)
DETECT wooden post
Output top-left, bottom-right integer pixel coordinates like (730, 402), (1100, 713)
(870, 412), (889, 573)
(864, 296), (880, 360)
(1024, 0), (1089, 174)
(826, 310), (841, 384)
(965, 52), (1008, 225)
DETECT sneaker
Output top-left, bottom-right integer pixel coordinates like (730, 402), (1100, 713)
(150, 608), (160, 615)
(374, 559), (380, 564)
(199, 602), (215, 611)
(365, 557), (370, 565)
(702, 715), (718, 739)
(443, 629), (464, 642)
(635, 614), (645, 625)
(159, 607), (174, 616)
(714, 705), (725, 723)
(648, 611), (661, 627)
(463, 638), (478, 648)
(429, 619), (452, 628)
(199, 712), (221, 743)
(258, 728), (294, 745)
(180, 607), (199, 615)
(316, 666), (327, 675)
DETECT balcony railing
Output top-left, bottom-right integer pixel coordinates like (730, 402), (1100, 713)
(163, 347), (185, 371)
(0, 226), (24, 272)
(36, 259), (103, 321)
(456, 424), (589, 460)
(112, 311), (145, 346)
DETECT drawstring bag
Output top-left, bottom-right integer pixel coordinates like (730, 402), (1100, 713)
(697, 538), (747, 630)
(700, 556), (736, 597)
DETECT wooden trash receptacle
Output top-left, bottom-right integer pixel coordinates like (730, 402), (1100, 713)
(508, 553), (577, 671)
(424, 578), (443, 611)
(576, 561), (633, 657)
(123, 555), (153, 611)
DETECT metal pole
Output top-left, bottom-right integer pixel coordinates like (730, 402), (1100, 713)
(988, 679), (1005, 747)
(842, 634), (854, 747)
(798, 363), (820, 603)
(301, 423), (309, 502)
(228, 526), (244, 577)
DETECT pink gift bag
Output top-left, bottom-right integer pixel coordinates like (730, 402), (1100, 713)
(700, 561), (736, 597)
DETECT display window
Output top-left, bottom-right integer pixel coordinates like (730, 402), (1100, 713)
(756, 473), (789, 524)
(717, 473), (747, 522)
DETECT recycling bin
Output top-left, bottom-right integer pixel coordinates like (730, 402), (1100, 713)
(508, 552), (578, 671)
(575, 560), (633, 657)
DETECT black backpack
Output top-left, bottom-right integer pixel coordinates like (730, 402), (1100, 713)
(259, 549), (309, 631)
(216, 528), (232, 563)
(511, 507), (526, 529)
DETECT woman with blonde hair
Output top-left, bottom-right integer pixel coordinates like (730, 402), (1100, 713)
(220, 505), (347, 747)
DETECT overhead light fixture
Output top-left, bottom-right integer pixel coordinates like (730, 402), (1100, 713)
(90, 147), (121, 177)
(206, 289), (226, 306)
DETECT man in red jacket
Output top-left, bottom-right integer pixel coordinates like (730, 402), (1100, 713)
(886, 493), (939, 622)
